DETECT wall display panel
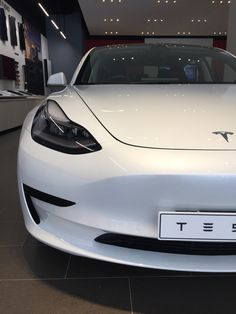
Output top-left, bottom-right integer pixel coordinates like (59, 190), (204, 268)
(0, 54), (15, 79)
(24, 59), (44, 95)
(24, 20), (44, 94)
(18, 22), (25, 50)
(0, 7), (7, 41)
(8, 14), (16, 46)
(0, 0), (25, 90)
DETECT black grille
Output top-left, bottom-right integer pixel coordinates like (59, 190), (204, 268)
(24, 185), (40, 224)
(95, 233), (236, 256)
(23, 184), (76, 225)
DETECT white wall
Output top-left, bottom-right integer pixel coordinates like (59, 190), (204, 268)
(0, 0), (25, 90)
(145, 38), (213, 47)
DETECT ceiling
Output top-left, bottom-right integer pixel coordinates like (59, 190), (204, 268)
(41, 0), (80, 14)
(78, 0), (230, 36)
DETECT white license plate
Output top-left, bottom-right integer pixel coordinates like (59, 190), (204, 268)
(158, 212), (236, 241)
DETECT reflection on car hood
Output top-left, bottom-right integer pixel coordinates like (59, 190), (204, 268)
(74, 84), (236, 150)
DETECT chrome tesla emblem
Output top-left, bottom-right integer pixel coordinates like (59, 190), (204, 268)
(212, 131), (234, 142)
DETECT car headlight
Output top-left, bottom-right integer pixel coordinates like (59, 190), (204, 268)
(31, 100), (102, 154)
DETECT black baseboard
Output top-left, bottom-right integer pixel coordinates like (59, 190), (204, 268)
(0, 126), (22, 136)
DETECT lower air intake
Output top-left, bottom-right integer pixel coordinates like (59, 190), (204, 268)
(95, 233), (236, 256)
(23, 184), (76, 225)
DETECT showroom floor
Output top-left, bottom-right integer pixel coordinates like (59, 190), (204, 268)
(1, 130), (236, 314)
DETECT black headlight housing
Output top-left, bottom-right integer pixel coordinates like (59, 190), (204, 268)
(31, 100), (102, 154)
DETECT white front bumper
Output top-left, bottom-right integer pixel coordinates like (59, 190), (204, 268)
(18, 127), (236, 272)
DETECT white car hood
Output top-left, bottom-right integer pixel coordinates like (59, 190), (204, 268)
(75, 84), (236, 150)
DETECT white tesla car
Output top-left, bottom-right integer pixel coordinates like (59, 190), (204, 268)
(18, 44), (236, 272)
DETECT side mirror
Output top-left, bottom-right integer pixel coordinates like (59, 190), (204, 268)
(47, 72), (67, 86)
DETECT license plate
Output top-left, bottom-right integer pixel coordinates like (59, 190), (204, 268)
(158, 212), (236, 241)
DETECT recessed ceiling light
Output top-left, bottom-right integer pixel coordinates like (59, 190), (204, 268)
(115, 31), (118, 34)
(161, 19), (164, 22)
(116, 18), (120, 22)
(147, 19), (151, 22)
(110, 18), (113, 22)
(212, 0), (215, 3)
(104, 18), (107, 21)
(204, 19), (207, 22)
(191, 19), (194, 22)
(60, 31), (66, 39)
(51, 19), (59, 30)
(154, 19), (157, 22)
(220, 0), (223, 3)
(228, 0), (231, 3)
(152, 32), (155, 34)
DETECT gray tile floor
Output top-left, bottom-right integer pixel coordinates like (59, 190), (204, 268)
(1, 129), (236, 314)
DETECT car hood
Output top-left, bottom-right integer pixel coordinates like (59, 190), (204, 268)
(74, 84), (236, 150)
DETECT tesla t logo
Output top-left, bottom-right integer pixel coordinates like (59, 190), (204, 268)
(212, 131), (234, 142)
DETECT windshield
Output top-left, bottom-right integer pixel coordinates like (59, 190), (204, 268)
(75, 44), (236, 85)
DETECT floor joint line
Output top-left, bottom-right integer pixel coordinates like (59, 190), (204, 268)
(64, 255), (72, 279)
(128, 277), (134, 314)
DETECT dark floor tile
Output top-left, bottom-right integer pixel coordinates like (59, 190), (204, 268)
(130, 276), (236, 314)
(23, 233), (45, 246)
(67, 255), (190, 279)
(0, 176), (22, 222)
(0, 245), (70, 279)
(0, 130), (22, 223)
(190, 270), (236, 277)
(0, 204), (23, 222)
(0, 222), (28, 246)
(0, 278), (130, 314)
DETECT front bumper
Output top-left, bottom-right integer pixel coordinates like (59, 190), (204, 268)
(18, 127), (236, 272)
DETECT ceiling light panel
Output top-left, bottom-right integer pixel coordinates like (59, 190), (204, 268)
(38, 3), (49, 17)
(78, 0), (229, 36)
(51, 19), (59, 30)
